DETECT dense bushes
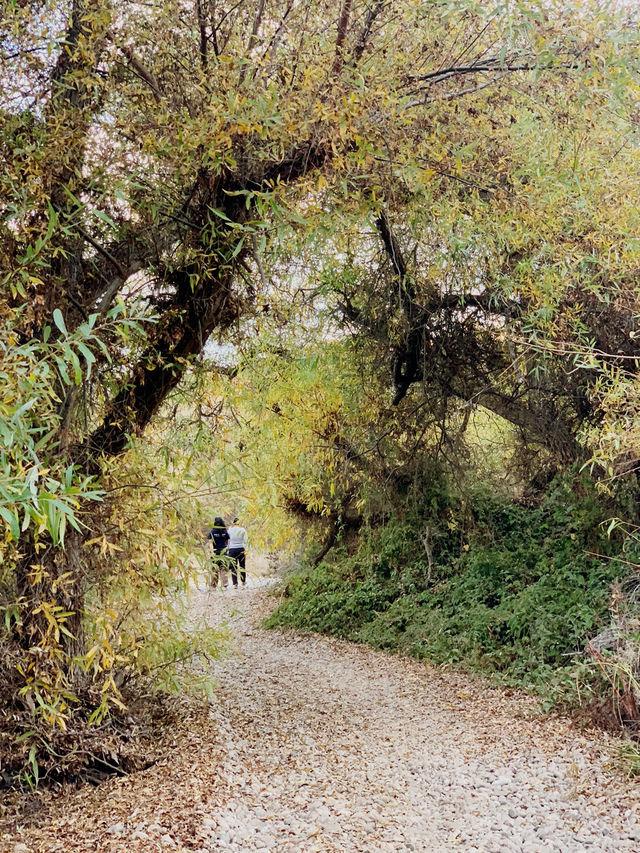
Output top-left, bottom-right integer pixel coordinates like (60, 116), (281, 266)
(266, 476), (627, 708)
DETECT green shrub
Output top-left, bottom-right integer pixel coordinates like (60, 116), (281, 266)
(267, 475), (624, 706)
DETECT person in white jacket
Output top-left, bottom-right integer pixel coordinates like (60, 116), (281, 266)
(227, 517), (248, 588)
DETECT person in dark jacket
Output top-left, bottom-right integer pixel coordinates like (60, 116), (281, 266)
(207, 516), (229, 588)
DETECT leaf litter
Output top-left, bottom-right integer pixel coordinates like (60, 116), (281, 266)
(3, 582), (640, 852)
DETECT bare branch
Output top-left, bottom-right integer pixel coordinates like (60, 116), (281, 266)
(259, 0), (294, 68)
(238, 0), (266, 85)
(196, 0), (209, 71)
(332, 0), (353, 75)
(121, 44), (162, 101)
(351, 0), (386, 66)
(409, 59), (538, 85)
(72, 222), (127, 280)
(247, 0), (266, 54)
(251, 233), (268, 290)
(405, 75), (504, 108)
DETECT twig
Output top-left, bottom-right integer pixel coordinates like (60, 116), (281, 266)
(419, 525), (434, 584)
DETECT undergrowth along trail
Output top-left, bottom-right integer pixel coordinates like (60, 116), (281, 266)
(268, 479), (632, 713)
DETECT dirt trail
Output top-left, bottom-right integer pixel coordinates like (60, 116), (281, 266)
(4, 583), (640, 853)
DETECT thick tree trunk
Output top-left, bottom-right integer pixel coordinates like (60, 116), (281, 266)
(9, 0), (330, 669)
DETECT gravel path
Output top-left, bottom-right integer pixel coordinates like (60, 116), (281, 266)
(194, 584), (640, 853)
(6, 582), (640, 852)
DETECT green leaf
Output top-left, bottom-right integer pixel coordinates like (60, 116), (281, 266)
(41, 498), (59, 547)
(0, 506), (20, 541)
(208, 206), (231, 223)
(54, 356), (71, 386)
(230, 237), (245, 259)
(28, 744), (39, 785)
(69, 350), (82, 385)
(53, 309), (67, 335)
(45, 201), (58, 240)
(93, 209), (118, 231)
(76, 343), (96, 378)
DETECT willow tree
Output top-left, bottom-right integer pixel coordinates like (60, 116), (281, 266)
(1, 0), (630, 778)
(317, 14), (640, 475)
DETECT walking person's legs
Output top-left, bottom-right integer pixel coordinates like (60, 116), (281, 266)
(238, 549), (246, 586)
(228, 548), (242, 587)
(212, 549), (229, 589)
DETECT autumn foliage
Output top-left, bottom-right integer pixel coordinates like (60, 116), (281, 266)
(2, 0), (640, 785)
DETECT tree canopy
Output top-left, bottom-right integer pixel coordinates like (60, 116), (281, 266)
(2, 0), (640, 784)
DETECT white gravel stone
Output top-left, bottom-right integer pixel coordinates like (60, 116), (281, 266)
(14, 583), (640, 853)
(190, 587), (640, 852)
